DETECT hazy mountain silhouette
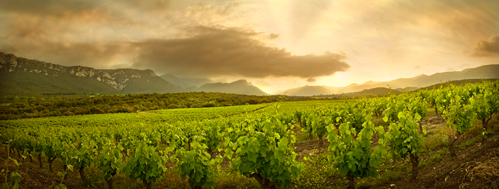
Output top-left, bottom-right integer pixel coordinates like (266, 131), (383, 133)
(278, 64), (499, 96)
(193, 80), (268, 96)
(160, 74), (212, 88)
(275, 85), (340, 96)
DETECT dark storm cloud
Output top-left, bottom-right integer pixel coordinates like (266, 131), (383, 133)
(0, 0), (170, 26)
(471, 35), (499, 57)
(0, 0), (170, 14)
(0, 40), (131, 68)
(0, 12), (132, 67)
(122, 0), (170, 12)
(0, 0), (174, 67)
(132, 26), (350, 78)
(0, 0), (97, 16)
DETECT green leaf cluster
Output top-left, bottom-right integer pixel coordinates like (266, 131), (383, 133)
(227, 115), (304, 187)
(122, 140), (169, 185)
(175, 140), (222, 189)
(97, 140), (123, 181)
(386, 112), (425, 159)
(327, 118), (386, 178)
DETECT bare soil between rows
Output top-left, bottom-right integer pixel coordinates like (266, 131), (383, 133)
(372, 133), (499, 189)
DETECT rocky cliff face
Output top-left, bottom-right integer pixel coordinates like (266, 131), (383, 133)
(0, 52), (169, 91)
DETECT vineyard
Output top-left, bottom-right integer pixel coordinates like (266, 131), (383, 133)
(1, 81), (499, 189)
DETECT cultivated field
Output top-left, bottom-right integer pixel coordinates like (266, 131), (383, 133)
(1, 81), (498, 189)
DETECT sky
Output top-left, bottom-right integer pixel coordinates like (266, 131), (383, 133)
(1, 0), (498, 94)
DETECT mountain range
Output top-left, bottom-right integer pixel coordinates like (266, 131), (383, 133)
(276, 64), (499, 96)
(159, 74), (212, 89)
(192, 80), (267, 96)
(1, 52), (498, 97)
(0, 52), (267, 96)
(0, 52), (184, 96)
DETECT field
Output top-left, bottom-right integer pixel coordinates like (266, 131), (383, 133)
(1, 81), (499, 189)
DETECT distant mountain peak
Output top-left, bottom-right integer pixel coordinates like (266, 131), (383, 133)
(196, 79), (267, 95)
(275, 85), (338, 96)
(280, 64), (499, 96)
(0, 52), (181, 96)
(160, 74), (212, 88)
(413, 74), (428, 79)
(232, 79), (250, 85)
(362, 80), (377, 85)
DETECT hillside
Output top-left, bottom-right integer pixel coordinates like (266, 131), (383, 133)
(275, 85), (339, 96)
(160, 74), (212, 88)
(315, 87), (402, 98)
(0, 52), (182, 96)
(278, 64), (499, 96)
(0, 52), (270, 96)
(194, 80), (268, 96)
(419, 78), (499, 90)
(343, 87), (402, 97)
(337, 64), (499, 93)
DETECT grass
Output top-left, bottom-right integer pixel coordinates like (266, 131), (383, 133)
(295, 130), (318, 143)
(424, 125), (452, 149)
(289, 153), (343, 189)
(427, 107), (437, 117)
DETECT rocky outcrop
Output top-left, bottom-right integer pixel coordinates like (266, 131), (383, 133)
(0, 52), (169, 91)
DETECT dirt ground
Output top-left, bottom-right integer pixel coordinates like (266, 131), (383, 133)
(291, 114), (499, 189)
(0, 148), (89, 189)
(372, 133), (499, 189)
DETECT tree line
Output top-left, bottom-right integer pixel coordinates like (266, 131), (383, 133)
(0, 92), (311, 120)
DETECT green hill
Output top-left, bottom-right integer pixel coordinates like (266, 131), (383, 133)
(0, 52), (182, 97)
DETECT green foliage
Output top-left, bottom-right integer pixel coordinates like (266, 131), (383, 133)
(175, 140), (222, 189)
(470, 86), (499, 131)
(0, 92), (309, 120)
(326, 118), (386, 178)
(443, 95), (476, 134)
(0, 80), (497, 188)
(386, 112), (425, 159)
(383, 96), (405, 123)
(122, 140), (169, 186)
(1, 141), (22, 189)
(97, 140), (123, 181)
(226, 115), (304, 187)
(291, 154), (340, 188)
(69, 139), (96, 170)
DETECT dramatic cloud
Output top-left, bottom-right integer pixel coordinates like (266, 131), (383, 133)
(1, 0), (498, 92)
(0, 1), (97, 16)
(0, 40), (132, 68)
(0, 14), (133, 68)
(471, 35), (499, 57)
(0, 0), (171, 15)
(132, 26), (349, 78)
